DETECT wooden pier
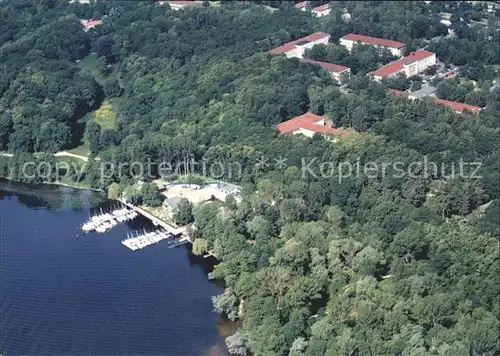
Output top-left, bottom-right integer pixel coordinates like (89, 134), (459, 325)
(122, 230), (171, 251)
(119, 199), (187, 236)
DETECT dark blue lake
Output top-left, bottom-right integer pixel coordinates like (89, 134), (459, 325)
(0, 181), (231, 356)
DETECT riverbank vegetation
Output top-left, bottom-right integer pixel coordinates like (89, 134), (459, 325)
(1, 1), (499, 355)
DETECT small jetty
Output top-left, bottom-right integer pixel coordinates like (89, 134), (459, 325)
(118, 199), (186, 235)
(81, 204), (138, 233)
(121, 230), (189, 251)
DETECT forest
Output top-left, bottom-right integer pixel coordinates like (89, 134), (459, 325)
(1, 1), (499, 355)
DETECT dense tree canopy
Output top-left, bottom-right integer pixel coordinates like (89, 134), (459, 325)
(0, 0), (102, 152)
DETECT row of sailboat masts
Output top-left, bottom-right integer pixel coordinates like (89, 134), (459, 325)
(87, 202), (128, 219)
(125, 229), (170, 240)
(82, 203), (139, 233)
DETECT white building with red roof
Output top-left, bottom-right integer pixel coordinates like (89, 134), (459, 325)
(388, 89), (481, 114)
(436, 99), (481, 114)
(300, 58), (350, 82)
(295, 2), (331, 17)
(340, 33), (406, 57)
(370, 50), (436, 81)
(269, 32), (330, 59)
(295, 1), (308, 10)
(277, 112), (350, 139)
(312, 4), (331, 17)
(80, 19), (103, 31)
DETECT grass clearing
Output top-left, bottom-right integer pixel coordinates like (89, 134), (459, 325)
(78, 53), (106, 84)
(77, 53), (118, 85)
(93, 100), (117, 130)
(71, 54), (122, 157)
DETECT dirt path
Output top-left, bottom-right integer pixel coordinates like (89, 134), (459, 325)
(54, 151), (89, 162)
(1, 151), (89, 162)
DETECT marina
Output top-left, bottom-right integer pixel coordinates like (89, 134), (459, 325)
(81, 205), (138, 233)
(1, 184), (225, 356)
(78, 185), (233, 255)
(121, 230), (189, 251)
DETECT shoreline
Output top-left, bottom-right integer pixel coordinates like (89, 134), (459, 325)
(0, 177), (103, 193)
(44, 181), (103, 192)
(1, 179), (233, 355)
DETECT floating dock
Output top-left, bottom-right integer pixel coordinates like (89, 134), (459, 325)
(121, 229), (186, 251)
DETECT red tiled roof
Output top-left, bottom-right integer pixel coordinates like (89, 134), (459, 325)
(436, 99), (481, 114)
(300, 58), (350, 73)
(269, 32), (330, 54)
(87, 20), (102, 27)
(388, 89), (482, 114)
(371, 50), (435, 77)
(313, 4), (330, 12)
(81, 19), (103, 29)
(277, 112), (324, 134)
(295, 1), (308, 8)
(276, 112), (349, 136)
(300, 121), (338, 134)
(341, 33), (405, 49)
(371, 62), (405, 77)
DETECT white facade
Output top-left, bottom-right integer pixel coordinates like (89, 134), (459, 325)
(312, 8), (331, 17)
(332, 68), (351, 82)
(372, 52), (437, 81)
(293, 128), (316, 138)
(289, 118), (325, 138)
(168, 3), (185, 10)
(339, 38), (404, 57)
(285, 36), (330, 59)
(402, 53), (436, 77)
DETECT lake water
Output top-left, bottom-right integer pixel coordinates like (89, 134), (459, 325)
(0, 181), (231, 356)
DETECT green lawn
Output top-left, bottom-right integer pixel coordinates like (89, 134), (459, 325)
(71, 54), (122, 157)
(78, 53), (105, 84)
(67, 98), (118, 157)
(77, 53), (118, 85)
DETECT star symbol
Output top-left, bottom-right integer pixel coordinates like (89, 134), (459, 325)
(274, 156), (288, 170)
(255, 156), (268, 170)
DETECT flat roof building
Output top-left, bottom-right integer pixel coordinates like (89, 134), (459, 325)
(408, 84), (437, 99)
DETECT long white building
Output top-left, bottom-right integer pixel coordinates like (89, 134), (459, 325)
(370, 50), (437, 81)
(340, 33), (406, 57)
(269, 32), (330, 59)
